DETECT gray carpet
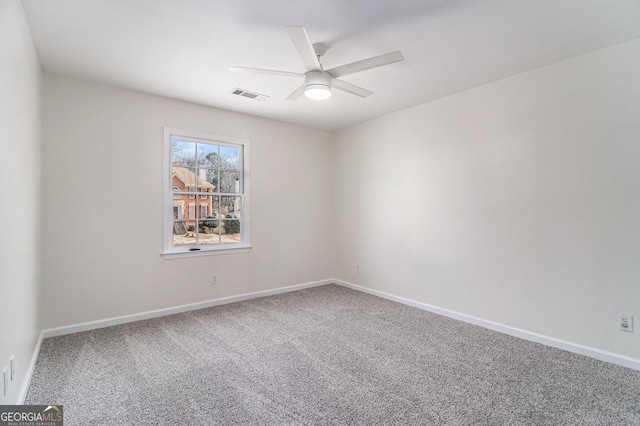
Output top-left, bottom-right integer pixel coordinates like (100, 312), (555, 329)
(26, 284), (640, 425)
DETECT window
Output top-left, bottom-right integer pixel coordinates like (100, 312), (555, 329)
(163, 127), (250, 258)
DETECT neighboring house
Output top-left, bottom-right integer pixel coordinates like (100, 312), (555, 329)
(172, 166), (215, 222)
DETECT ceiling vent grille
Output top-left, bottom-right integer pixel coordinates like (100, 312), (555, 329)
(230, 88), (269, 102)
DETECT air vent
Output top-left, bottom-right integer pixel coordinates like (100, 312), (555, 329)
(230, 88), (269, 102)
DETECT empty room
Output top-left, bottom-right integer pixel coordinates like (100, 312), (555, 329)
(2, 0), (640, 424)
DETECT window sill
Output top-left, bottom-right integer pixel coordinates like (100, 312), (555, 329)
(162, 246), (252, 259)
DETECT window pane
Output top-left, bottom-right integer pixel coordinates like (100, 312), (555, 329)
(222, 219), (241, 242)
(220, 146), (240, 171)
(198, 220), (221, 245)
(201, 196), (221, 245)
(172, 140), (196, 167)
(172, 220), (196, 247)
(219, 171), (240, 193)
(196, 168), (217, 192)
(172, 203), (185, 219)
(172, 166), (197, 192)
(202, 170), (218, 192)
(210, 196), (220, 217)
(202, 214), (219, 230)
(220, 196), (241, 216)
(197, 143), (219, 168)
(220, 195), (240, 242)
(172, 186), (182, 199)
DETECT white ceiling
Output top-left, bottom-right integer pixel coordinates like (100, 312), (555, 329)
(22, 0), (640, 131)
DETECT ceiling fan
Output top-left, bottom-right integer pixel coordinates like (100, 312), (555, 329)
(229, 26), (404, 101)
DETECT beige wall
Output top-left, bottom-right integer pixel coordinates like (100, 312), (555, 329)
(0, 1), (42, 403)
(334, 38), (640, 359)
(40, 74), (334, 328)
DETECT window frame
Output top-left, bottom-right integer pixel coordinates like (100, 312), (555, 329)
(162, 127), (251, 259)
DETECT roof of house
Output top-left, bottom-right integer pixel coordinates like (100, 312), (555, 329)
(172, 166), (215, 190)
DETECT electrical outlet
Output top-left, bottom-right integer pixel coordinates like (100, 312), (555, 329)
(618, 314), (633, 332)
(2, 367), (7, 397)
(9, 356), (14, 381)
(356, 264), (360, 273)
(211, 274), (218, 285)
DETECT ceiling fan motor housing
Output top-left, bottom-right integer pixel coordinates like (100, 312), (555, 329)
(304, 70), (332, 100)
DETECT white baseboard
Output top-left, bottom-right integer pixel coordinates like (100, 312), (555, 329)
(42, 279), (332, 339)
(22, 277), (639, 403)
(334, 279), (640, 372)
(20, 279), (330, 404)
(17, 330), (44, 404)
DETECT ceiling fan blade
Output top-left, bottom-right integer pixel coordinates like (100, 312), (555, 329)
(286, 84), (306, 100)
(286, 26), (322, 71)
(229, 66), (303, 78)
(327, 51), (404, 78)
(332, 79), (374, 98)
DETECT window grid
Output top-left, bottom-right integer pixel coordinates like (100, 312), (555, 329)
(163, 128), (250, 258)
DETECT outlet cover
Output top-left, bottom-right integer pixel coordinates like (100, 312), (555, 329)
(618, 314), (634, 332)
(10, 356), (15, 381)
(2, 367), (7, 396)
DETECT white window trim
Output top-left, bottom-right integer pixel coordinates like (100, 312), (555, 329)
(162, 127), (251, 259)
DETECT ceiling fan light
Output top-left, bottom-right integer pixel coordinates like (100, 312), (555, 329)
(305, 84), (331, 100)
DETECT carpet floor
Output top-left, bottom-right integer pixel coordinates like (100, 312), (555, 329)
(26, 284), (640, 425)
